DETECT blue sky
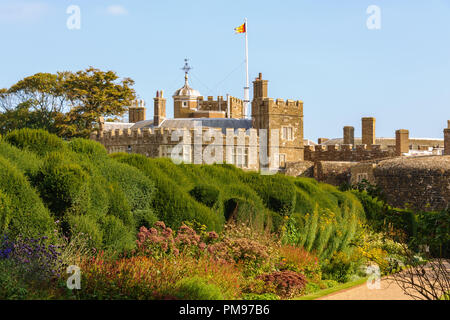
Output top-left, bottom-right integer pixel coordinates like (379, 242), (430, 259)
(0, 0), (449, 140)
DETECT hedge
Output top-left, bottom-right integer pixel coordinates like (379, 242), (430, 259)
(0, 156), (55, 239)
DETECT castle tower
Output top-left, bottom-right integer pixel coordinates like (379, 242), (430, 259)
(395, 129), (409, 156)
(129, 99), (146, 123)
(154, 90), (166, 126)
(251, 73), (304, 167)
(362, 117), (376, 150)
(173, 59), (200, 118)
(343, 126), (355, 146)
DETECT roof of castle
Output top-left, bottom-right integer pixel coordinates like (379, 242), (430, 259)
(173, 74), (201, 98)
(130, 118), (253, 134)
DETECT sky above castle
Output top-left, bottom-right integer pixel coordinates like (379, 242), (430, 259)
(0, 0), (449, 140)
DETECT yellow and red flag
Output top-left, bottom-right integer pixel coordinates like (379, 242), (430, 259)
(234, 23), (246, 34)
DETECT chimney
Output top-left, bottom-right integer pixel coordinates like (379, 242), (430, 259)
(154, 90), (166, 127)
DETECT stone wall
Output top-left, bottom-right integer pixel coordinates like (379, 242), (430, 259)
(314, 161), (360, 186)
(373, 156), (450, 211)
(91, 127), (292, 171)
(304, 144), (395, 162)
(285, 161), (314, 178)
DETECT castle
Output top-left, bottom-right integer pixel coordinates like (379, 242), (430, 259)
(90, 67), (450, 211)
(91, 71), (304, 171)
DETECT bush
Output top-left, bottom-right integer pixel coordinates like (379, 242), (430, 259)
(0, 156), (54, 239)
(113, 153), (222, 231)
(0, 141), (42, 178)
(34, 152), (90, 217)
(257, 270), (307, 299)
(189, 184), (220, 208)
(0, 191), (12, 234)
(100, 215), (135, 253)
(5, 128), (65, 156)
(174, 276), (224, 300)
(68, 138), (108, 160)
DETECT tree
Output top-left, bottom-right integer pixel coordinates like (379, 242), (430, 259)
(0, 73), (68, 135)
(60, 67), (136, 138)
(0, 67), (136, 138)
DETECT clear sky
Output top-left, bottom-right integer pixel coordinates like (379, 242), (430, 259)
(0, 0), (449, 140)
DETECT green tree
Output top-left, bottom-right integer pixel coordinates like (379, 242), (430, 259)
(60, 67), (136, 138)
(0, 67), (136, 138)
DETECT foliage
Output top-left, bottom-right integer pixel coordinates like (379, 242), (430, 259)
(60, 67), (136, 138)
(256, 270), (307, 299)
(189, 184), (220, 208)
(174, 276), (224, 300)
(0, 156), (54, 239)
(5, 128), (66, 156)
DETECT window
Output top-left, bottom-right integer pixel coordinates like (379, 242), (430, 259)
(282, 127), (293, 141)
(182, 101), (188, 108)
(357, 173), (369, 183)
(279, 154), (286, 169)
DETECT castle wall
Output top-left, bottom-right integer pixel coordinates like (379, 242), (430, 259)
(304, 144), (395, 162)
(314, 161), (359, 186)
(373, 156), (450, 212)
(91, 127), (271, 171)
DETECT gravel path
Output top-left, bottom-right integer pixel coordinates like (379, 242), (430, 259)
(317, 277), (414, 300)
(318, 261), (450, 300)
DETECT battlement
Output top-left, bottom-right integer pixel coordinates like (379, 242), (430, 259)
(197, 95), (244, 118)
(304, 144), (394, 162)
(257, 98), (303, 115)
(91, 126), (264, 169)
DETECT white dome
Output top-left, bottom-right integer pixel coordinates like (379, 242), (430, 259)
(173, 75), (201, 98)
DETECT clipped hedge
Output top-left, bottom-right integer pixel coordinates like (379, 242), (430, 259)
(5, 128), (66, 156)
(0, 156), (54, 239)
(112, 153), (223, 231)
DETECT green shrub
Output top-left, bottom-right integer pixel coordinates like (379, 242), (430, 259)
(113, 153), (223, 231)
(5, 128), (65, 156)
(240, 173), (296, 216)
(106, 183), (133, 228)
(100, 215), (135, 253)
(98, 155), (155, 222)
(174, 276), (224, 300)
(189, 184), (220, 208)
(0, 141), (42, 177)
(0, 156), (54, 239)
(34, 152), (90, 218)
(0, 190), (12, 233)
(68, 138), (108, 160)
(242, 293), (279, 300)
(66, 214), (103, 249)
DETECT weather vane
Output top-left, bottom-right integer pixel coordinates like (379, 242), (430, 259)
(181, 58), (192, 76)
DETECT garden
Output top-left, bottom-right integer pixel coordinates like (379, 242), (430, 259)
(0, 129), (448, 300)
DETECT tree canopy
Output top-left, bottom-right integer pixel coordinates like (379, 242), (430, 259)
(0, 67), (136, 138)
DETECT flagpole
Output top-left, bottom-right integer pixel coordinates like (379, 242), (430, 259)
(244, 18), (249, 119)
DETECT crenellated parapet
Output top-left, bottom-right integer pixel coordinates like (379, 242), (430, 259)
(304, 144), (395, 162)
(91, 127), (265, 170)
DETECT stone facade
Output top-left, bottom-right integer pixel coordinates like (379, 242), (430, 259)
(304, 144), (395, 162)
(373, 156), (450, 211)
(251, 73), (304, 166)
(92, 73), (304, 171)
